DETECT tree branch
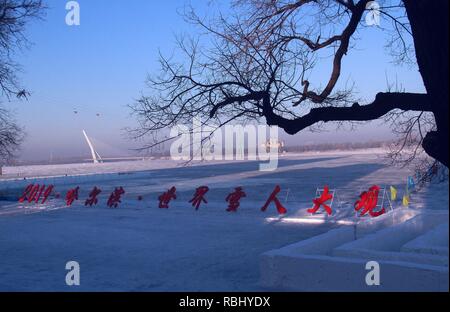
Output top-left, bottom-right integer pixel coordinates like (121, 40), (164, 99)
(263, 92), (432, 134)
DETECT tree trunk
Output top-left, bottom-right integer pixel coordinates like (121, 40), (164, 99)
(404, 0), (449, 167)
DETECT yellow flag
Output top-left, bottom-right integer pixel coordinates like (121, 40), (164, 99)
(402, 195), (410, 207)
(390, 186), (397, 201)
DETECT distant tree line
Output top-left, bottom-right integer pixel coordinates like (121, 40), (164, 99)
(286, 141), (389, 153)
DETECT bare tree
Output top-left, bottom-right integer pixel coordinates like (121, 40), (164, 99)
(0, 106), (23, 161)
(0, 0), (45, 163)
(130, 0), (448, 168)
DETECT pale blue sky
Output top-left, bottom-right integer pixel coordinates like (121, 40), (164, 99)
(6, 0), (425, 161)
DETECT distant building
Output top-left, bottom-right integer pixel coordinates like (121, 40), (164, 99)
(261, 139), (286, 154)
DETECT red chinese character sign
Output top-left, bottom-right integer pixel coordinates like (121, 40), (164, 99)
(15, 182), (393, 219)
(261, 185), (287, 215)
(354, 185), (386, 217)
(65, 187), (80, 206)
(308, 186), (333, 215)
(107, 187), (125, 208)
(226, 187), (246, 212)
(159, 186), (177, 209)
(19, 184), (54, 204)
(85, 187), (102, 207)
(189, 186), (209, 210)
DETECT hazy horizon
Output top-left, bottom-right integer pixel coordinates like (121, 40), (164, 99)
(5, 0), (425, 162)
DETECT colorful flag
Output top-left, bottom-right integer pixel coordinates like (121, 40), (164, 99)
(390, 186), (397, 201)
(402, 194), (410, 207)
(407, 176), (415, 193)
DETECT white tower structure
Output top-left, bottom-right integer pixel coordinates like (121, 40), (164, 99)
(82, 130), (103, 164)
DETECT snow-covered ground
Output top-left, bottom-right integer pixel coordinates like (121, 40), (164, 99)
(0, 150), (447, 291)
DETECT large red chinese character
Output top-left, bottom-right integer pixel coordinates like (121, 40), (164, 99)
(65, 187), (80, 206)
(158, 186), (177, 209)
(354, 185), (386, 217)
(85, 186), (102, 207)
(308, 186), (333, 215)
(107, 187), (125, 208)
(19, 184), (54, 204)
(189, 186), (209, 210)
(261, 185), (287, 215)
(225, 187), (246, 212)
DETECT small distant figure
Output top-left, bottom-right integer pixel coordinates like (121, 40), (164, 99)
(261, 185), (287, 215)
(107, 187), (125, 208)
(308, 185), (333, 215)
(65, 187), (80, 206)
(158, 186), (177, 209)
(189, 186), (209, 210)
(225, 187), (246, 212)
(85, 186), (102, 207)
